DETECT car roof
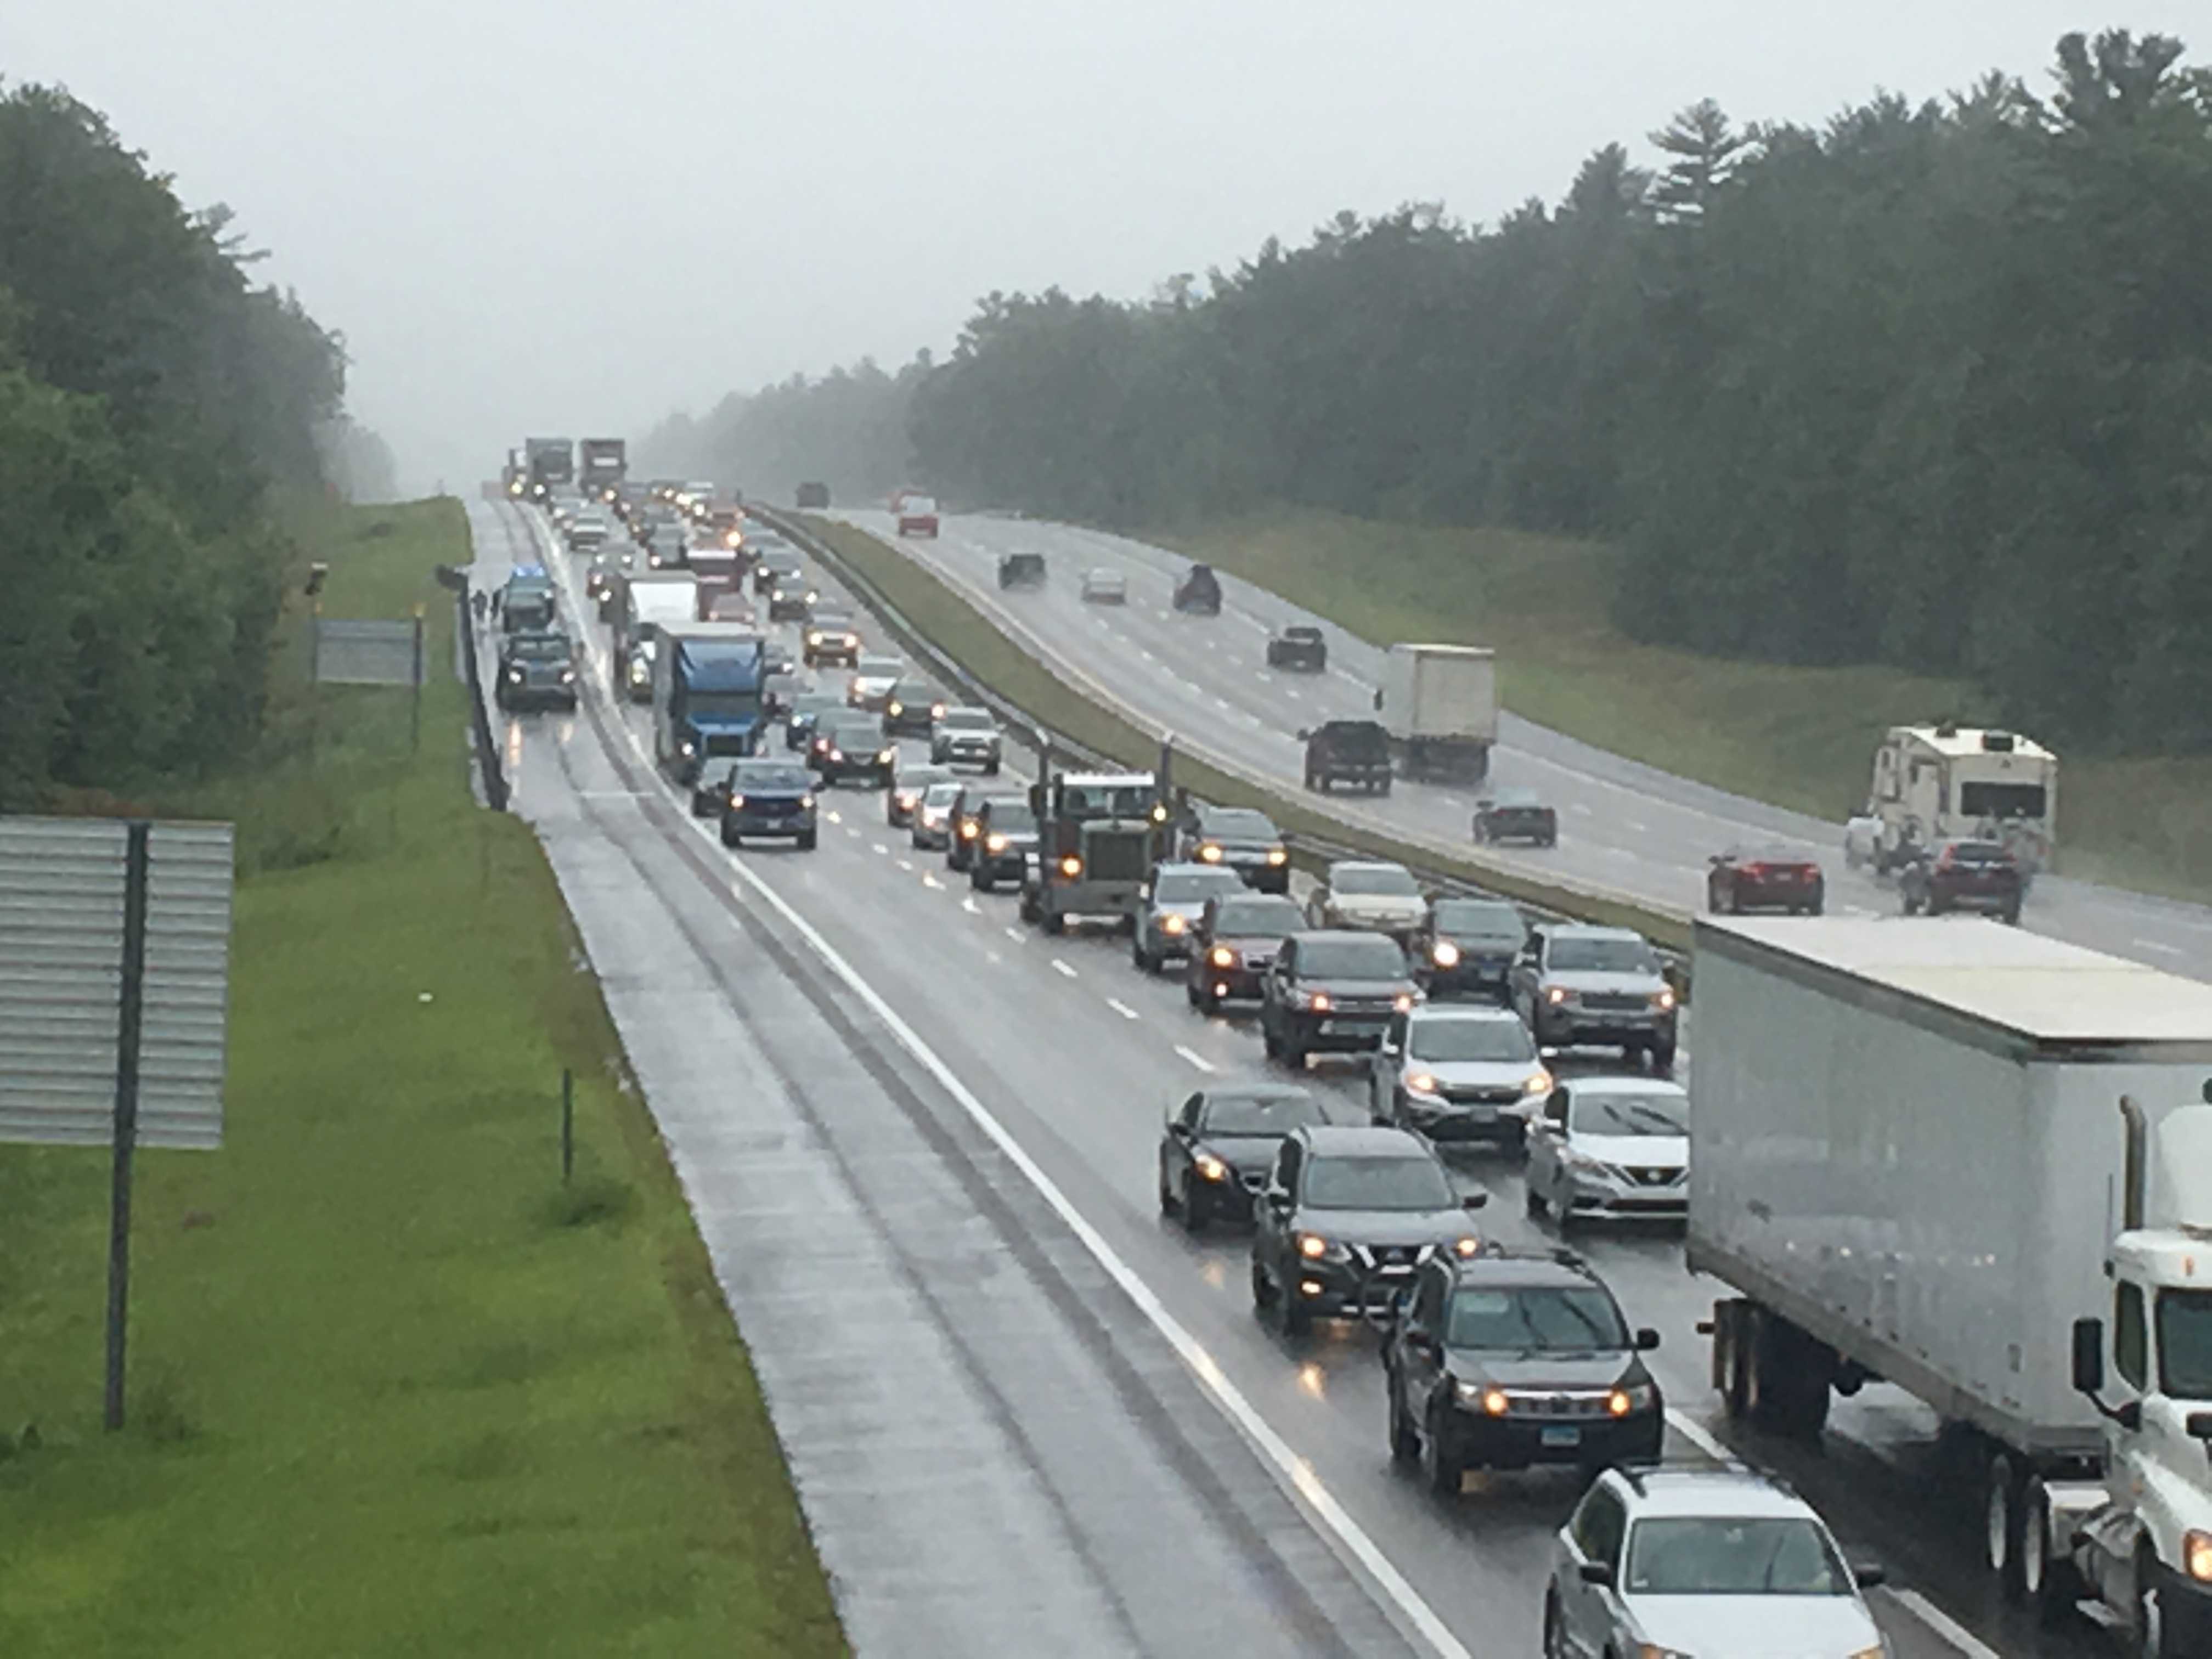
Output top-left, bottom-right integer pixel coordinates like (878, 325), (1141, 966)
(1408, 1003), (1522, 1025)
(1298, 1124), (1431, 1158)
(1564, 1076), (1687, 1099)
(1609, 1468), (1814, 1521)
(1489, 788), (1544, 805)
(1153, 861), (1227, 878)
(1283, 624), (1322, 637)
(1449, 1252), (1599, 1292)
(1539, 923), (1648, 943)
(1289, 929), (1403, 946)
(1328, 860), (1413, 877)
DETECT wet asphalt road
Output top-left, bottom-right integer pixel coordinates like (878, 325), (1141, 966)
(472, 500), (2111, 1658)
(833, 507), (2212, 986)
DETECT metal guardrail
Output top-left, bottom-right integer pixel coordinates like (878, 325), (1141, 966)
(453, 567), (510, 812)
(755, 506), (1691, 992)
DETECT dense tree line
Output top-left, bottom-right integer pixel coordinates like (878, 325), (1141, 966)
(676, 31), (2203, 753)
(636, 357), (928, 508)
(0, 82), (347, 805)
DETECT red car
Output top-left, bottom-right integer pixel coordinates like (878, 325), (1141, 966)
(893, 491), (940, 538)
(1707, 845), (1825, 915)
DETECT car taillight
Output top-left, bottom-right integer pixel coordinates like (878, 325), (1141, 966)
(1741, 863), (1767, 879)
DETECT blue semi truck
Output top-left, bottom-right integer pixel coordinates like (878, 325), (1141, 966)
(652, 623), (767, 783)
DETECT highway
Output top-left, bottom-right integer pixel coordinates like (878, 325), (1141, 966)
(474, 498), (2096, 1658)
(834, 507), (2212, 984)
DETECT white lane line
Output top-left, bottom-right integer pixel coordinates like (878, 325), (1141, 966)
(1884, 1589), (2002, 1659)
(1570, 803), (1594, 817)
(845, 826), (860, 839)
(1052, 958), (1079, 979)
(1285, 688), (1302, 701)
(1662, 1409), (1729, 1462)
(1105, 997), (1141, 1022)
(827, 810), (843, 823)
(873, 842), (890, 855)
(1844, 905), (1877, 918)
(898, 858), (913, 872)
(923, 874), (944, 890)
(1003, 925), (1025, 943)
(2134, 937), (2185, 957)
(1627, 820), (1649, 833)
(1175, 1046), (1218, 1073)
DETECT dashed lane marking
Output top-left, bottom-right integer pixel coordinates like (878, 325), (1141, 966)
(1052, 958), (1079, 979)
(1175, 1046), (1218, 1073)
(1106, 998), (1141, 1021)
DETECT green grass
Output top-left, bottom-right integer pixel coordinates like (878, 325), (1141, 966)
(1149, 508), (2212, 904)
(0, 499), (845, 1658)
(800, 514), (1692, 950)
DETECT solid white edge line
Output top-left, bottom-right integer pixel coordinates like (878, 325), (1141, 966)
(517, 507), (1476, 1659)
(1660, 1408), (1728, 1462)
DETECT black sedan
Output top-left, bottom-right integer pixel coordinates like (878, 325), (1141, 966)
(783, 692), (842, 752)
(882, 679), (947, 738)
(1708, 844), (1825, 915)
(1900, 839), (2023, 923)
(1158, 1084), (1327, 1232)
(1266, 625), (1328, 672)
(1470, 789), (1557, 848)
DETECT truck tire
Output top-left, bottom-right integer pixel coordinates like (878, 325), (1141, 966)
(973, 865), (995, 894)
(2019, 1476), (2079, 1627)
(1985, 1452), (2025, 1600)
(1041, 906), (1064, 936)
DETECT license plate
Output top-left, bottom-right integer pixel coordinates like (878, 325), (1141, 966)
(1319, 1018), (1383, 1036)
(1541, 1426), (1582, 1448)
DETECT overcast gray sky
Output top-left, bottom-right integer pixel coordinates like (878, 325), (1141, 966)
(4, 3), (2199, 495)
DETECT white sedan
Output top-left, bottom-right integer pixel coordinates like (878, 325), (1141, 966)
(1080, 568), (1127, 605)
(1524, 1076), (1689, 1227)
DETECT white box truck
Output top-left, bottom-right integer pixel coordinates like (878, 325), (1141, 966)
(1690, 915), (2212, 1650)
(613, 572), (699, 703)
(1376, 643), (1496, 782)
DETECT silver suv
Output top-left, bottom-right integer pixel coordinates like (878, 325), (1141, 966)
(1509, 924), (1678, 1071)
(1544, 1465), (1887, 1659)
(1132, 863), (1248, 974)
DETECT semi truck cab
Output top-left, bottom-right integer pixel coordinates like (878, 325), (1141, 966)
(2051, 1098), (2212, 1654)
(1019, 771), (1164, 935)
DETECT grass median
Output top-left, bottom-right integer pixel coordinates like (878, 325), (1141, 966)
(799, 514), (1691, 952)
(0, 499), (844, 1658)
(1147, 508), (2212, 905)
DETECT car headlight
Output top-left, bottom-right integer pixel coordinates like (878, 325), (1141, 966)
(931, 703), (946, 719)
(729, 794), (746, 809)
(505, 667), (523, 680)
(1058, 854), (1082, 877)
(799, 794), (815, 810)
(1651, 988), (1678, 1012)
(1295, 1233), (1347, 1262)
(985, 832), (1008, 853)
(807, 631), (822, 645)
(2187, 1530), (2212, 1582)
(960, 820), (978, 839)
(1545, 985), (1570, 1005)
(1523, 1069), (1553, 1097)
(1610, 1383), (1657, 1415)
(558, 668), (574, 683)
(1198, 843), (1223, 863)
(1209, 946), (1235, 968)
(1307, 991), (1332, 1012)
(679, 740), (696, 757)
(1431, 941), (1461, 967)
(1193, 1152), (1229, 1183)
(1458, 1383), (1512, 1416)
(828, 748), (843, 761)
(921, 810), (942, 827)
(1266, 848), (1288, 866)
(876, 748), (894, 764)
(1452, 1236), (1481, 1258)
(1405, 1073), (1442, 1098)
(1161, 913), (1186, 935)
(1395, 992), (1416, 1012)
(887, 701), (902, 716)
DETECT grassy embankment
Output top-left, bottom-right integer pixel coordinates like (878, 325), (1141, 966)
(0, 499), (844, 1658)
(1149, 510), (2212, 904)
(800, 514), (1691, 949)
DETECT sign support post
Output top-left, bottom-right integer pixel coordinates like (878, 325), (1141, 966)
(102, 821), (152, 1431)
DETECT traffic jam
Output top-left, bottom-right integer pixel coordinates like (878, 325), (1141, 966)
(495, 446), (2212, 1659)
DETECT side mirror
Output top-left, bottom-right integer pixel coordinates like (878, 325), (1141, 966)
(2071, 1317), (2105, 1396)
(1634, 1327), (1661, 1351)
(1577, 1562), (1614, 1588)
(2117, 1400), (2143, 1431)
(1852, 1562), (1887, 1589)
(2186, 1412), (2212, 1442)
(1461, 1193), (1488, 1211)
(1295, 729), (1311, 742)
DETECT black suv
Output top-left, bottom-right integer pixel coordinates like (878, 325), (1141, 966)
(1267, 625), (1328, 672)
(1250, 1125), (1485, 1336)
(1187, 893), (1306, 1010)
(1302, 719), (1392, 794)
(1900, 838), (2023, 923)
(1158, 1082), (1326, 1232)
(1383, 1251), (1663, 1495)
(968, 797), (1037, 893)
(1260, 931), (1418, 1069)
(997, 551), (1046, 589)
(811, 714), (894, 788)
(1410, 897), (1528, 1002)
(1172, 563), (1222, 614)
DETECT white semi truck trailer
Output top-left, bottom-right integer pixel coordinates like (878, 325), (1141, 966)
(1689, 916), (2212, 1655)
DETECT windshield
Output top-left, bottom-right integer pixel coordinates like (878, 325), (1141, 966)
(687, 692), (759, 721)
(1960, 781), (2047, 821)
(1432, 900), (1524, 943)
(2158, 1290), (2212, 1398)
(810, 613), (854, 631)
(508, 636), (569, 661)
(792, 695), (840, 715)
(1201, 1091), (1325, 1137)
(1334, 866), (1420, 898)
(1548, 936), (1660, 975)
(1216, 899), (1305, 938)
(1201, 810), (1279, 842)
(922, 782), (964, 808)
(735, 763), (809, 791)
(1445, 1285), (1629, 1351)
(1624, 1517), (1852, 1597)
(823, 720), (881, 745)
(890, 682), (935, 703)
(1060, 784), (1154, 818)
(1571, 1091), (1689, 1137)
(1297, 936), (1408, 979)
(1407, 1019), (1533, 1063)
(942, 709), (994, 730)
(1303, 1154), (1454, 1212)
(1156, 870), (1245, 903)
(984, 805), (1035, 832)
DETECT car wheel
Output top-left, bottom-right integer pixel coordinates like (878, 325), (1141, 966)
(1186, 980), (1204, 1009)
(973, 867), (994, 894)
(796, 831), (817, 851)
(1158, 1163), (1180, 1218)
(1525, 1178), (1549, 1217)
(1262, 1019), (1282, 1060)
(1650, 1041), (1677, 1074)
(720, 822), (740, 848)
(1277, 1279), (1311, 1339)
(1179, 1190), (1206, 1235)
(1282, 1032), (1307, 1070)
(1041, 908), (1064, 936)
(1133, 942), (1154, 973)
(1250, 1259), (1276, 1314)
(1542, 1593), (1569, 1659)
(1421, 1403), (1463, 1497)
(984, 760), (1000, 777)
